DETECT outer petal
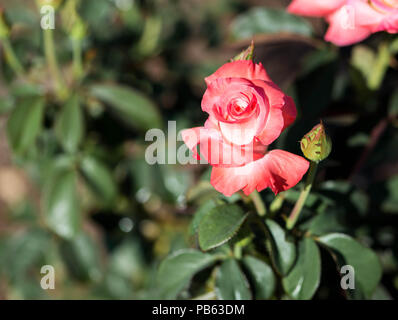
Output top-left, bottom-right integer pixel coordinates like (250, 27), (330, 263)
(251, 80), (296, 145)
(325, 7), (372, 46)
(324, 1), (387, 46)
(256, 105), (284, 146)
(351, 1), (385, 29)
(210, 150), (309, 196)
(205, 60), (271, 86)
(181, 127), (266, 167)
(288, 0), (346, 17)
(378, 13), (398, 33)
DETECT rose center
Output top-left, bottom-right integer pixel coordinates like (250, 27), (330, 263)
(226, 93), (258, 121)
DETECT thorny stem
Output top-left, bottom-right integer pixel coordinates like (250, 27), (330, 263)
(286, 161), (318, 230)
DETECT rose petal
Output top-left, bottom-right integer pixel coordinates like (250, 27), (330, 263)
(219, 116), (258, 145)
(287, 0), (345, 17)
(181, 127), (266, 167)
(250, 80), (295, 145)
(210, 150), (309, 196)
(281, 96), (297, 130)
(324, 4), (379, 46)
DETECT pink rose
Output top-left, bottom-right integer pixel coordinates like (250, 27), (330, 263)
(288, 0), (398, 46)
(181, 60), (309, 197)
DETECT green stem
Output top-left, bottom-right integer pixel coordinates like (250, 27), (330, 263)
(233, 235), (253, 259)
(368, 41), (390, 90)
(1, 38), (24, 75)
(286, 161), (318, 230)
(72, 38), (83, 80)
(249, 190), (266, 217)
(269, 193), (285, 216)
(43, 28), (67, 99)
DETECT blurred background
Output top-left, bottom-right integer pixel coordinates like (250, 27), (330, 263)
(0, 0), (397, 299)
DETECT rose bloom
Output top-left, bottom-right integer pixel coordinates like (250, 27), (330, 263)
(288, 0), (398, 46)
(181, 60), (309, 197)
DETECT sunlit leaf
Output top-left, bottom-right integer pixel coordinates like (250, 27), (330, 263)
(242, 256), (275, 300)
(7, 97), (44, 154)
(60, 233), (102, 282)
(90, 84), (162, 131)
(318, 233), (382, 299)
(282, 237), (321, 300)
(43, 167), (81, 239)
(157, 249), (219, 299)
(80, 155), (117, 204)
(215, 259), (251, 300)
(265, 219), (296, 275)
(198, 204), (248, 251)
(55, 94), (84, 153)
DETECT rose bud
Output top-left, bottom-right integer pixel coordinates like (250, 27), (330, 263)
(300, 121), (332, 163)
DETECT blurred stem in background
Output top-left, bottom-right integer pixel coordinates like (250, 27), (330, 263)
(43, 28), (68, 100)
(1, 38), (24, 75)
(0, 8), (24, 75)
(368, 41), (390, 90)
(269, 193), (285, 217)
(249, 190), (266, 217)
(72, 38), (83, 80)
(62, 0), (86, 81)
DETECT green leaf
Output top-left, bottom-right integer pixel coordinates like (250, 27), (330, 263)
(60, 233), (101, 282)
(198, 204), (248, 251)
(55, 94), (84, 153)
(0, 95), (14, 114)
(242, 256), (275, 299)
(43, 167), (81, 239)
(231, 7), (312, 40)
(351, 43), (390, 90)
(80, 155), (117, 204)
(90, 84), (162, 131)
(282, 238), (321, 300)
(265, 219), (296, 275)
(7, 97), (45, 154)
(318, 233), (382, 298)
(157, 249), (218, 299)
(215, 259), (252, 300)
(301, 208), (348, 236)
